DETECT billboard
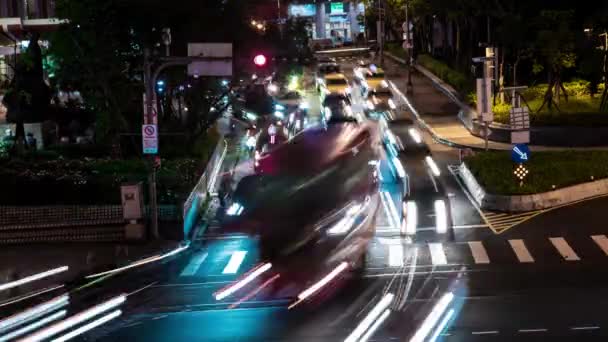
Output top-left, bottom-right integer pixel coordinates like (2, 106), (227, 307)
(330, 2), (344, 14)
(187, 43), (233, 76)
(288, 4), (316, 17)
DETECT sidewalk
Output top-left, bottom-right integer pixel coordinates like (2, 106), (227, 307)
(0, 239), (179, 303)
(384, 54), (608, 152)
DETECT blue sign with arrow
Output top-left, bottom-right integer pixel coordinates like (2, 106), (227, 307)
(511, 144), (530, 163)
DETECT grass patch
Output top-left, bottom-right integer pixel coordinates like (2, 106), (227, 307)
(468, 81), (608, 126)
(465, 151), (608, 195)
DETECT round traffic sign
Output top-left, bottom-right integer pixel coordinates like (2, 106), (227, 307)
(144, 125), (156, 137)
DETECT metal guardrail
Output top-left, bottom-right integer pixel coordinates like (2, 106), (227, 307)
(182, 138), (228, 240)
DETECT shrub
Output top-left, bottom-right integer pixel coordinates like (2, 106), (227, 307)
(465, 151), (608, 195)
(417, 54), (472, 94)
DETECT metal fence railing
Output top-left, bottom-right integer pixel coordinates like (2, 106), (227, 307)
(182, 138), (227, 240)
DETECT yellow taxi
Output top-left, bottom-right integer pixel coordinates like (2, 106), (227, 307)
(320, 73), (351, 100)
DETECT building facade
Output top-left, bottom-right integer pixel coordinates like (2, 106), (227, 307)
(287, 1), (365, 43)
(0, 0), (62, 124)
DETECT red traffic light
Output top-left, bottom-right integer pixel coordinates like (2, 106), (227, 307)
(253, 54), (267, 66)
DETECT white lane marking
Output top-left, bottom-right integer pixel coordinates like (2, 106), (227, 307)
(388, 244), (404, 267)
(571, 326), (600, 330)
(591, 235), (608, 256)
(428, 243), (448, 265)
(471, 331), (498, 335)
(452, 224), (489, 229)
(549, 237), (580, 261)
(467, 241), (490, 264)
(508, 239), (535, 263)
(379, 191), (396, 230)
(519, 328), (548, 333)
(179, 253), (208, 277)
(222, 251), (248, 274)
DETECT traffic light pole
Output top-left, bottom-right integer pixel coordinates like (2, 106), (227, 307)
(405, 0), (413, 95)
(143, 50), (232, 239)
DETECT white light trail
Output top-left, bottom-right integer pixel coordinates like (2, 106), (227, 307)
(344, 293), (395, 342)
(391, 157), (406, 179)
(429, 309), (455, 342)
(434, 200), (448, 234)
(408, 128), (422, 144)
(0, 266), (68, 293)
(409, 292), (455, 342)
(215, 263), (272, 301)
(0, 310), (66, 342)
(425, 156), (441, 176)
(359, 309), (391, 342)
(0, 295), (69, 333)
(403, 201), (417, 235)
(85, 244), (189, 279)
(50, 310), (122, 342)
(20, 295), (126, 342)
(296, 262), (348, 302)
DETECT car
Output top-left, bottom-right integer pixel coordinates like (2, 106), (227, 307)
(364, 86), (397, 119)
(317, 56), (337, 64)
(360, 66), (388, 96)
(315, 63), (341, 91)
(321, 93), (353, 123)
(353, 60), (372, 84)
(275, 91), (303, 112)
(219, 121), (382, 307)
(319, 73), (351, 102)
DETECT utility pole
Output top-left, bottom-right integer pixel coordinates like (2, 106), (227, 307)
(143, 48), (159, 239)
(405, 0), (414, 94)
(277, 0), (283, 39)
(143, 51), (231, 239)
(377, 0), (385, 66)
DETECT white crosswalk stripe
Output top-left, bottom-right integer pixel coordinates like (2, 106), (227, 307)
(428, 243), (448, 265)
(591, 235), (608, 256)
(180, 252), (208, 277)
(222, 251), (248, 274)
(549, 237), (580, 261)
(388, 244), (404, 267)
(467, 241), (490, 264)
(508, 239), (535, 263)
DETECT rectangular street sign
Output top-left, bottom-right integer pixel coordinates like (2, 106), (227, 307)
(187, 43), (233, 76)
(142, 124), (158, 154)
(511, 130), (530, 144)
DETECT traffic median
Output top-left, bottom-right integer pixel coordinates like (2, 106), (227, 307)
(457, 150), (608, 212)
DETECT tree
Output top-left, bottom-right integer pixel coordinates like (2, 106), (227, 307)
(3, 33), (51, 153)
(533, 10), (577, 112)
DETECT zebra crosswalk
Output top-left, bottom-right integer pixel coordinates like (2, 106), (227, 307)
(179, 233), (608, 280)
(370, 234), (608, 268)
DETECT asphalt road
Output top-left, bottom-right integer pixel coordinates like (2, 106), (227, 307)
(5, 57), (608, 342)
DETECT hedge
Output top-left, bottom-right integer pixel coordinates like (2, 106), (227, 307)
(465, 151), (608, 195)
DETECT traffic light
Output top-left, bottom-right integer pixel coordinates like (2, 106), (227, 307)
(253, 54), (267, 67)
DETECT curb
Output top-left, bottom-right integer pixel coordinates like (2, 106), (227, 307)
(384, 52), (485, 151)
(458, 162), (608, 212)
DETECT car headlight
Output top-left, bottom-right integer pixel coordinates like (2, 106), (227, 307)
(299, 101), (309, 110)
(345, 87), (352, 94)
(388, 99), (396, 109)
(326, 199), (371, 235)
(381, 80), (389, 88)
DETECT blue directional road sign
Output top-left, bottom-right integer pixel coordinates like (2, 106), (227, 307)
(511, 143), (530, 163)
